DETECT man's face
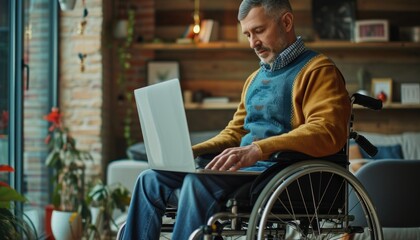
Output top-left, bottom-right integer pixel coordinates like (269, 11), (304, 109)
(240, 6), (288, 64)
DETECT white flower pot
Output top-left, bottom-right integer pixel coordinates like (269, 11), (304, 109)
(58, 0), (77, 11)
(51, 210), (82, 240)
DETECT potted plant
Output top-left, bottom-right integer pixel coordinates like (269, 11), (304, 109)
(115, 8), (136, 148)
(87, 179), (131, 237)
(0, 164), (37, 239)
(43, 107), (93, 240)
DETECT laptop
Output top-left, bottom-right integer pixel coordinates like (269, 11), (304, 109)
(134, 78), (260, 175)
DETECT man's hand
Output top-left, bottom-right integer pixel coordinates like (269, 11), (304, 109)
(205, 144), (262, 171)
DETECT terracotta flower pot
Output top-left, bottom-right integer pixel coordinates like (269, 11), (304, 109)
(44, 204), (55, 240)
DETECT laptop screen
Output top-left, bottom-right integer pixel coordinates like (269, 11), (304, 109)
(134, 79), (197, 172)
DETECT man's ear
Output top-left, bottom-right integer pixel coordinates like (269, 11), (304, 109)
(281, 12), (294, 32)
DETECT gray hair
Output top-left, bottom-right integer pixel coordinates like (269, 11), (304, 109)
(238, 0), (293, 21)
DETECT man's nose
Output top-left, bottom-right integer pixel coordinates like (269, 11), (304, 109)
(249, 36), (261, 49)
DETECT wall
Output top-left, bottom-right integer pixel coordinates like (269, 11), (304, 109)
(108, 0), (156, 159)
(59, 0), (104, 178)
(58, 0), (157, 171)
(148, 0), (420, 97)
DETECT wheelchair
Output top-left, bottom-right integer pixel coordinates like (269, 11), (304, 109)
(118, 93), (384, 240)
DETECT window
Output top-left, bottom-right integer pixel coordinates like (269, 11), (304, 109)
(0, 0), (58, 235)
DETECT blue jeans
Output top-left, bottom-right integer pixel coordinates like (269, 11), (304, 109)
(121, 169), (257, 240)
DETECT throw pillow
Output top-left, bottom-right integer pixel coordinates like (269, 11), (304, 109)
(360, 144), (404, 159)
(126, 142), (148, 161)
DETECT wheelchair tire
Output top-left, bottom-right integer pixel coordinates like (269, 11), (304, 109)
(246, 160), (383, 240)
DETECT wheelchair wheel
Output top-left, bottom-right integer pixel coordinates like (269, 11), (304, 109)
(246, 160), (383, 240)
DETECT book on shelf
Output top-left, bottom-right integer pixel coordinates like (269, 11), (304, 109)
(182, 24), (195, 39)
(199, 19), (219, 43)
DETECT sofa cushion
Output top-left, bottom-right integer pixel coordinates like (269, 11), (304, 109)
(126, 142), (148, 160)
(359, 132), (403, 146)
(402, 132), (420, 159)
(360, 144), (404, 160)
(359, 131), (420, 160)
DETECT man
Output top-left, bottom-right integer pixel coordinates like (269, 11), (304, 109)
(120, 0), (350, 239)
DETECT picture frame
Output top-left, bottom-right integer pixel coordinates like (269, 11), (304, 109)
(312, 0), (356, 40)
(371, 78), (393, 103)
(147, 61), (180, 85)
(401, 83), (420, 104)
(354, 20), (389, 43)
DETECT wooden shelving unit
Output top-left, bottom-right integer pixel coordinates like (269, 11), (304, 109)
(185, 102), (240, 110)
(354, 102), (420, 109)
(132, 0), (420, 134)
(137, 40), (420, 111)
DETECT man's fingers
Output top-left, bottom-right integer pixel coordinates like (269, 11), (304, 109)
(204, 157), (218, 169)
(218, 154), (238, 171)
(205, 154), (239, 171)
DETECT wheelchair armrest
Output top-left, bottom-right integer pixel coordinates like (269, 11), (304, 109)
(270, 151), (348, 165)
(271, 151), (314, 161)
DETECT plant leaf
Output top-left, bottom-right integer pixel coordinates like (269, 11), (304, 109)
(45, 150), (60, 167)
(0, 187), (27, 208)
(0, 165), (14, 173)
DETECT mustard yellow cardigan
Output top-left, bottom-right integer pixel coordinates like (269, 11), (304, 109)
(192, 54), (351, 160)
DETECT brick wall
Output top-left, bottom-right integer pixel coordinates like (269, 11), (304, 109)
(59, 0), (103, 178)
(109, 0), (155, 160)
(59, 0), (156, 179)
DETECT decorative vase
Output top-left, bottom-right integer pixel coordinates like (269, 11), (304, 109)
(51, 210), (82, 240)
(376, 91), (387, 102)
(58, 0), (77, 11)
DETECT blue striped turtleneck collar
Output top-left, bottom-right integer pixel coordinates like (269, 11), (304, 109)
(260, 36), (306, 72)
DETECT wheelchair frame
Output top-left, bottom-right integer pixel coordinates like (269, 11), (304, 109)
(117, 93), (384, 240)
(189, 93), (383, 240)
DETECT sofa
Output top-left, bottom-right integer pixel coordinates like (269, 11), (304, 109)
(348, 131), (420, 239)
(349, 131), (420, 172)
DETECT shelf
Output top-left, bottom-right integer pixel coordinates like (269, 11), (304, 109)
(135, 42), (251, 50)
(185, 102), (239, 110)
(135, 41), (420, 51)
(308, 41), (420, 50)
(354, 102), (420, 109)
(185, 102), (420, 110)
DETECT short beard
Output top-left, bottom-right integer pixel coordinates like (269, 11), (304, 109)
(259, 54), (275, 67)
